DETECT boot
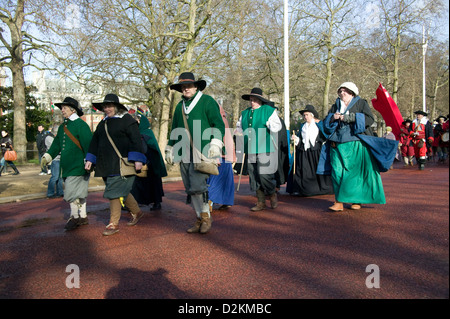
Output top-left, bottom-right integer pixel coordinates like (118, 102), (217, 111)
(329, 201), (344, 212)
(251, 189), (266, 211)
(403, 157), (409, 167)
(269, 192), (278, 209)
(187, 218), (202, 233)
(102, 223), (119, 236)
(200, 212), (212, 234)
(64, 216), (80, 231)
(11, 164), (20, 175)
(127, 210), (144, 226)
(418, 158), (426, 170)
(409, 156), (414, 166)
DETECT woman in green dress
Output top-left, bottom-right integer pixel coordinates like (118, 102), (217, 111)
(323, 82), (386, 211)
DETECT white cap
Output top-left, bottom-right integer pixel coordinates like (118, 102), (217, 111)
(338, 82), (359, 96)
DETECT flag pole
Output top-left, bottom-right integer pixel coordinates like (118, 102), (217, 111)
(422, 24), (428, 113)
(284, 0), (290, 130)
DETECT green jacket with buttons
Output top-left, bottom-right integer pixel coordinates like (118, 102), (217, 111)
(47, 118), (93, 178)
(168, 91), (225, 158)
(240, 104), (277, 154)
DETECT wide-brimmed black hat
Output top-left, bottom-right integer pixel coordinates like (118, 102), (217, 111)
(170, 72), (207, 93)
(435, 115), (446, 122)
(414, 110), (428, 116)
(242, 88), (272, 105)
(299, 104), (319, 119)
(92, 93), (127, 112)
(54, 97), (83, 116)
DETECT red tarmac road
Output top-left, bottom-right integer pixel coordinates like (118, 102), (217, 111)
(0, 163), (448, 299)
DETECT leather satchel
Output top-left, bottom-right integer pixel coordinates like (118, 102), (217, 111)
(105, 122), (147, 177)
(181, 108), (219, 175)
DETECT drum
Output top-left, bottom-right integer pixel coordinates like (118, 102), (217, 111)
(442, 132), (449, 142)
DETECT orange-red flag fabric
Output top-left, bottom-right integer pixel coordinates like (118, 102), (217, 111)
(371, 83), (404, 139)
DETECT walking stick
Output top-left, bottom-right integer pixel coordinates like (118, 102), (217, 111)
(292, 130), (296, 175)
(236, 153), (246, 192)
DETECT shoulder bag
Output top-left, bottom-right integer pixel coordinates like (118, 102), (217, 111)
(182, 109), (219, 175)
(104, 121), (147, 177)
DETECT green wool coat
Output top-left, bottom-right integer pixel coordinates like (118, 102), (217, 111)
(168, 91), (225, 157)
(47, 118), (93, 177)
(240, 104), (278, 154)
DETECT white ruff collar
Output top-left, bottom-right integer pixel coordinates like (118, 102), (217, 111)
(413, 117), (428, 127)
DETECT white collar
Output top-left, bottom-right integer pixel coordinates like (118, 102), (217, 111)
(413, 117), (428, 126)
(301, 122), (319, 151)
(68, 113), (80, 121)
(183, 91), (203, 115)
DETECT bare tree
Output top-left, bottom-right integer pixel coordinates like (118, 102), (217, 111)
(370, 0), (444, 104)
(426, 41), (449, 119)
(290, 0), (358, 116)
(0, 0), (45, 162)
(34, 0), (230, 153)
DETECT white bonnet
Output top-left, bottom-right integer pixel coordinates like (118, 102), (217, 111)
(338, 82), (359, 96)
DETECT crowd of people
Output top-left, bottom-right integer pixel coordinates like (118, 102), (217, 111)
(1, 73), (448, 236)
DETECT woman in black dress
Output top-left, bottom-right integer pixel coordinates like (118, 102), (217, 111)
(286, 105), (334, 197)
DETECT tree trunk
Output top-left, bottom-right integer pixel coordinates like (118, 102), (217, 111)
(410, 81), (416, 120)
(10, 65), (27, 163)
(430, 78), (440, 120)
(158, 88), (174, 154)
(392, 33), (401, 104)
(322, 45), (333, 118)
(9, 0), (27, 163)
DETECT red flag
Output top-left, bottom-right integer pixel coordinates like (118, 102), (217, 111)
(371, 83), (404, 139)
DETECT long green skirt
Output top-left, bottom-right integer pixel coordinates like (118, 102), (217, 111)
(330, 140), (386, 204)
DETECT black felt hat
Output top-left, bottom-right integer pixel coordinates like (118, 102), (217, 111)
(54, 97), (83, 116)
(170, 72), (207, 93)
(435, 115), (446, 122)
(414, 110), (428, 116)
(299, 104), (319, 119)
(241, 88), (272, 105)
(92, 93), (127, 112)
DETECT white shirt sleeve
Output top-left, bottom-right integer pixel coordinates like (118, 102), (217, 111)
(234, 115), (243, 134)
(266, 111), (282, 133)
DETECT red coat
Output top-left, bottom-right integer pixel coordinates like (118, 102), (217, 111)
(410, 119), (434, 157)
(399, 125), (412, 146)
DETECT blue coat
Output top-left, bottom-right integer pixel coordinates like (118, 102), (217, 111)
(317, 97), (398, 174)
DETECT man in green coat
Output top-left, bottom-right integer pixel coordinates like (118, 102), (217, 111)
(41, 97), (93, 231)
(236, 88), (282, 211)
(165, 72), (225, 234)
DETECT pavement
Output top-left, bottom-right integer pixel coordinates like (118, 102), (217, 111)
(0, 164), (182, 204)
(0, 161), (448, 302)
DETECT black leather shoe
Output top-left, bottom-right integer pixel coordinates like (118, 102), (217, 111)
(64, 217), (80, 231)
